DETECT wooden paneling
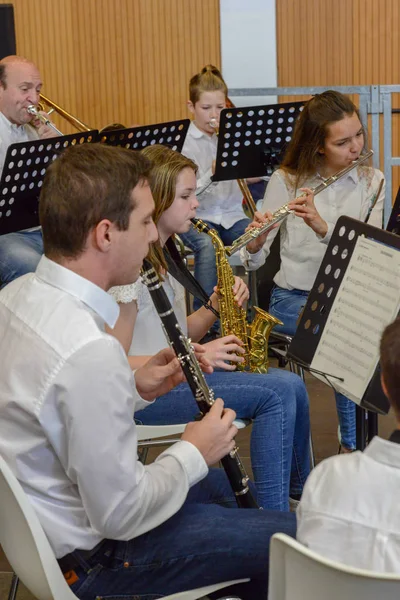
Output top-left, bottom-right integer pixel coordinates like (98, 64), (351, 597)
(277, 0), (400, 203)
(0, 0), (221, 133)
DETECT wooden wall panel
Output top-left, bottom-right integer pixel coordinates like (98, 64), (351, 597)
(277, 0), (400, 203)
(0, 0), (221, 133)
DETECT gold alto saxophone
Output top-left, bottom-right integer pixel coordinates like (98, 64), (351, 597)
(191, 218), (282, 373)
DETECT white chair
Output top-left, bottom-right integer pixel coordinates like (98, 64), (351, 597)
(268, 533), (400, 600)
(0, 455), (248, 600)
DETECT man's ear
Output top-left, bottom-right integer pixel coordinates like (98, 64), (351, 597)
(380, 371), (389, 399)
(94, 219), (114, 253)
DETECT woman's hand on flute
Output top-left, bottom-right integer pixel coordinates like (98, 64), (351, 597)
(288, 188), (328, 238)
(245, 210), (276, 254)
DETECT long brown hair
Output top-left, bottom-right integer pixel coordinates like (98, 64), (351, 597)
(281, 91), (365, 190)
(189, 64), (228, 105)
(141, 144), (197, 275)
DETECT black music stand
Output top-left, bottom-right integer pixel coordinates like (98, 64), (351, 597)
(0, 131), (98, 235)
(100, 119), (190, 153)
(213, 101), (304, 182)
(288, 216), (400, 450)
(386, 185), (400, 235)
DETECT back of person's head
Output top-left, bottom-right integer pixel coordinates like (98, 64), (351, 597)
(380, 318), (400, 417)
(282, 90), (364, 186)
(141, 144), (197, 273)
(39, 143), (151, 260)
(189, 64), (228, 105)
(99, 122), (126, 133)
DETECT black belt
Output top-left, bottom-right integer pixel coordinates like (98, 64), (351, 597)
(58, 539), (106, 574)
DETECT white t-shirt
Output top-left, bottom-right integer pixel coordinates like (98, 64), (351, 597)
(0, 257), (207, 557)
(297, 435), (400, 572)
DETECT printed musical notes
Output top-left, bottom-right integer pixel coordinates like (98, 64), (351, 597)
(311, 236), (400, 404)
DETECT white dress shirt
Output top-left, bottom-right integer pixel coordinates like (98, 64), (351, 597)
(0, 111), (39, 177)
(110, 273), (187, 356)
(240, 166), (384, 290)
(297, 434), (400, 572)
(0, 257), (207, 558)
(182, 121), (246, 229)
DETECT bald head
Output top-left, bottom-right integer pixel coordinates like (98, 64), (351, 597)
(0, 55), (42, 125)
(0, 55), (38, 86)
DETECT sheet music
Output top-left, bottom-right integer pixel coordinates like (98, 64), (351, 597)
(310, 236), (400, 404)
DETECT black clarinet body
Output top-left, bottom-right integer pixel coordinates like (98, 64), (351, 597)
(141, 259), (259, 509)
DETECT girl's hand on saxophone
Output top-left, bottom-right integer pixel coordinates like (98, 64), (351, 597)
(245, 210), (276, 254)
(201, 335), (246, 370)
(212, 276), (249, 308)
(230, 275), (249, 307)
(288, 188), (328, 238)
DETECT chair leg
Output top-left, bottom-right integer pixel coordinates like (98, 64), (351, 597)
(8, 573), (19, 600)
(287, 361), (315, 470)
(137, 446), (149, 465)
(308, 432), (315, 470)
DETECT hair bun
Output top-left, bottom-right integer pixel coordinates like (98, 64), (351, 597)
(201, 64), (222, 78)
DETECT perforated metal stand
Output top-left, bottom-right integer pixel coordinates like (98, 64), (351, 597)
(99, 119), (190, 153)
(213, 101), (304, 182)
(0, 131), (97, 235)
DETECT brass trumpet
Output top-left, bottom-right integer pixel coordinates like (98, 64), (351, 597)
(27, 93), (92, 135)
(27, 105), (63, 136)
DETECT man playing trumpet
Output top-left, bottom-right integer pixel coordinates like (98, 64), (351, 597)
(0, 55), (58, 288)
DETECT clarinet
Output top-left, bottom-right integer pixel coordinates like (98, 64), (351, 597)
(141, 259), (259, 509)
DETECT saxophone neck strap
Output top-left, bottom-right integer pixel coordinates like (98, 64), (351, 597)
(164, 238), (220, 319)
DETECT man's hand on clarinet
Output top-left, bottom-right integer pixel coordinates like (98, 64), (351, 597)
(135, 345), (212, 401)
(182, 398), (238, 466)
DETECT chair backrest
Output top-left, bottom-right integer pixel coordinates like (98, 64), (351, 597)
(255, 230), (281, 312)
(0, 455), (77, 600)
(269, 533), (400, 600)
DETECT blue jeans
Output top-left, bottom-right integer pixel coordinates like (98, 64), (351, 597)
(0, 229), (43, 288)
(269, 285), (356, 450)
(65, 469), (296, 600)
(136, 368), (310, 510)
(180, 218), (250, 331)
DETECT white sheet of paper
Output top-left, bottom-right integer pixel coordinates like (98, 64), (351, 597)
(310, 235), (400, 404)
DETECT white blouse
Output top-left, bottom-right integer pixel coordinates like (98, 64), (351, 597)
(110, 273), (188, 356)
(240, 166), (385, 291)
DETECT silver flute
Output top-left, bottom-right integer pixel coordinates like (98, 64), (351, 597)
(27, 105), (63, 136)
(225, 150), (374, 256)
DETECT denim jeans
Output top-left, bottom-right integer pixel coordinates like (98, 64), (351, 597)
(180, 218), (250, 332)
(66, 469), (296, 600)
(0, 229), (43, 288)
(136, 367), (310, 510)
(269, 285), (356, 450)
